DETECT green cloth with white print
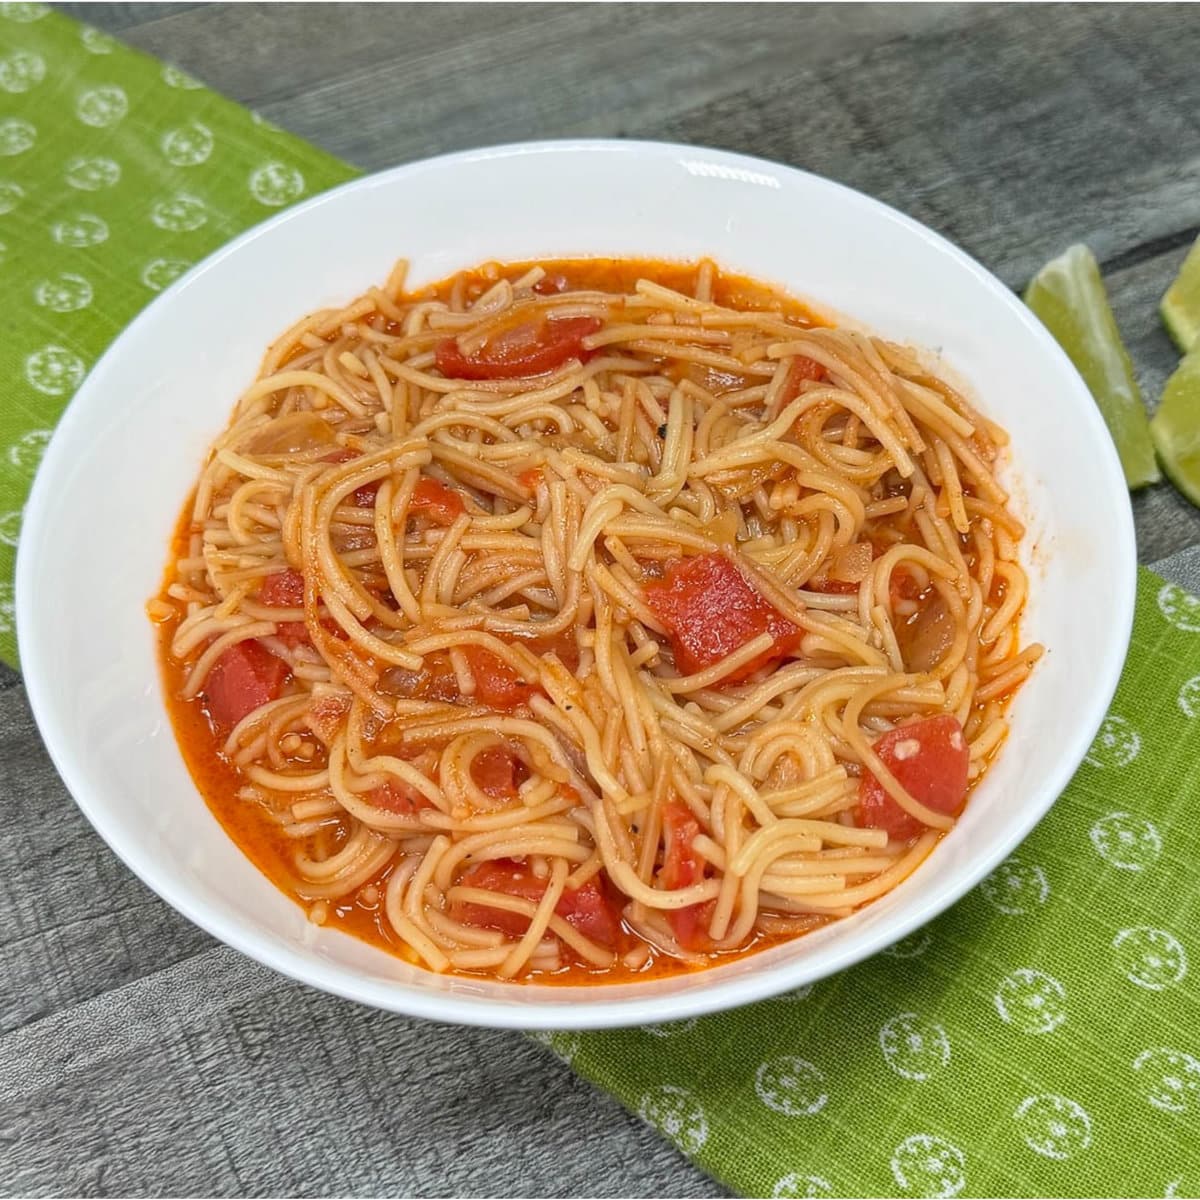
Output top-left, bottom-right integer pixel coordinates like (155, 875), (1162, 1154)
(547, 569), (1200, 1198)
(3, 8), (1199, 1198)
(0, 3), (355, 664)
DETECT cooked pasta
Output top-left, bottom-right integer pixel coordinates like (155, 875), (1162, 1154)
(153, 257), (1040, 982)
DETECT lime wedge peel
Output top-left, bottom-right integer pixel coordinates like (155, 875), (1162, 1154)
(1024, 244), (1160, 490)
(1161, 234), (1200, 354)
(1151, 349), (1200, 506)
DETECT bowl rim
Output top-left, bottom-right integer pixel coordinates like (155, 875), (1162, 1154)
(16, 137), (1137, 1029)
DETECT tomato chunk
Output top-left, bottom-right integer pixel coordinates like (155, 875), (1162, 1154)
(259, 568), (305, 608)
(435, 316), (602, 380)
(643, 552), (802, 680)
(461, 644), (537, 710)
(450, 859), (622, 947)
(857, 714), (970, 840)
(368, 778), (432, 816)
(658, 801), (713, 951)
(470, 744), (527, 801)
(204, 640), (289, 726)
(409, 477), (466, 525)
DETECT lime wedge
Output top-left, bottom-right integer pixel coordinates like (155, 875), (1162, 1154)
(1024, 244), (1159, 489)
(1161, 234), (1200, 353)
(1151, 349), (1200, 506)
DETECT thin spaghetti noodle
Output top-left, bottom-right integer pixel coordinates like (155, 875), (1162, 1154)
(153, 257), (1040, 982)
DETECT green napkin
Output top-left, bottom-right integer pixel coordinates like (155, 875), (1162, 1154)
(0, 3), (355, 666)
(5, 9), (1199, 1198)
(546, 570), (1200, 1198)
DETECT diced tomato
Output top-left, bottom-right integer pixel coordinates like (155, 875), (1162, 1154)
(409, 477), (466, 524)
(770, 355), (826, 417)
(533, 272), (569, 295)
(352, 480), (380, 508)
(659, 801), (713, 951)
(857, 714), (970, 840)
(450, 859), (622, 947)
(435, 316), (602, 380)
(643, 552), (802, 680)
(470, 744), (527, 801)
(557, 876), (623, 947)
(669, 898), (717, 953)
(461, 644), (537, 709)
(660, 800), (703, 889)
(203, 640), (289, 726)
(890, 568), (923, 605)
(274, 621), (311, 648)
(259, 568), (305, 608)
(367, 778), (432, 816)
(518, 466), (543, 491)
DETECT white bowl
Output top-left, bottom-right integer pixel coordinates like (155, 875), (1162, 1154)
(17, 140), (1135, 1029)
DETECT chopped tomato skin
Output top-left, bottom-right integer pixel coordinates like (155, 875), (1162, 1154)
(450, 859), (622, 948)
(461, 644), (537, 709)
(643, 552), (802, 680)
(409, 477), (466, 525)
(470, 744), (527, 801)
(259, 568), (305, 608)
(435, 316), (602, 380)
(204, 640), (289, 727)
(857, 714), (970, 840)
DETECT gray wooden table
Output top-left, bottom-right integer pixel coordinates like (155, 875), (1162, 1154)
(6, 4), (1200, 1196)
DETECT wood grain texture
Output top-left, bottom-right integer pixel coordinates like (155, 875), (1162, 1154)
(11, 4), (1200, 1196)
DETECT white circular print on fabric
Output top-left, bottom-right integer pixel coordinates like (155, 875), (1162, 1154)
(0, 116), (35, 156)
(34, 272), (93, 313)
(755, 1056), (828, 1116)
(890, 1134), (966, 1199)
(0, 48), (45, 92)
(528, 1029), (580, 1065)
(1084, 714), (1141, 768)
(80, 25), (116, 54)
(162, 63), (203, 90)
(879, 1013), (951, 1081)
(1133, 1049), (1200, 1114)
(0, 580), (14, 637)
(637, 1085), (708, 1154)
(141, 258), (192, 292)
(994, 968), (1066, 1034)
(643, 1017), (698, 1038)
(249, 161), (305, 207)
(1089, 811), (1162, 871)
(1113, 927), (1188, 991)
(0, 511), (21, 548)
(978, 856), (1050, 915)
(52, 213), (109, 248)
(64, 155), (121, 191)
(772, 1173), (834, 1198)
(150, 193), (207, 233)
(0, 180), (23, 214)
(1013, 1094), (1092, 1160)
(883, 928), (933, 959)
(0, 2), (48, 21)
(1158, 584), (1200, 633)
(7, 429), (51, 476)
(776, 983), (815, 1003)
(1178, 675), (1200, 719)
(161, 121), (214, 167)
(24, 346), (86, 397)
(75, 84), (128, 128)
